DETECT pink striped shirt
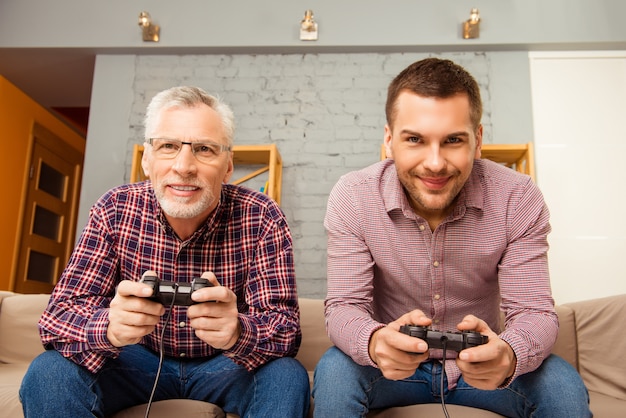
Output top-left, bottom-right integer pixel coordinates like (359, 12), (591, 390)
(324, 158), (557, 388)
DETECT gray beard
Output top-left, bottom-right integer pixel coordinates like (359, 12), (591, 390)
(153, 180), (215, 219)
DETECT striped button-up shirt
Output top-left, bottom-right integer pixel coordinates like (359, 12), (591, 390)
(324, 158), (556, 388)
(39, 182), (300, 373)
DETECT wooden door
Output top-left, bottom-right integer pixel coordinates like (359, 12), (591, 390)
(14, 124), (83, 294)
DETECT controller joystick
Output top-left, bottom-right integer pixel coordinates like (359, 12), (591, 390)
(140, 274), (213, 306)
(399, 325), (488, 352)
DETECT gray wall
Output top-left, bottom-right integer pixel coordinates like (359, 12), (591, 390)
(2, 0), (624, 298)
(84, 51), (531, 298)
(2, 1), (625, 50)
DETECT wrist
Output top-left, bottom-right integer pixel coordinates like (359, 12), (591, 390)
(500, 343), (517, 386)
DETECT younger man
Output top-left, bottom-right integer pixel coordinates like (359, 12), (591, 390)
(313, 58), (590, 417)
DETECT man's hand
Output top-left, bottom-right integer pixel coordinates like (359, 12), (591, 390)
(107, 279), (165, 347)
(187, 272), (241, 350)
(368, 310), (432, 380)
(456, 315), (517, 390)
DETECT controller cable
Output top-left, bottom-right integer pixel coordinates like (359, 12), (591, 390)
(439, 336), (451, 418)
(144, 284), (178, 418)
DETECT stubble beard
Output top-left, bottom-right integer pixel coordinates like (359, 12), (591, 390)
(399, 169), (464, 215)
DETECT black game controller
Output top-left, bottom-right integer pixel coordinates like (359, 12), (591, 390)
(399, 325), (488, 352)
(140, 275), (213, 306)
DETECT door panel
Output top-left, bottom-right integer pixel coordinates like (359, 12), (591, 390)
(14, 125), (82, 294)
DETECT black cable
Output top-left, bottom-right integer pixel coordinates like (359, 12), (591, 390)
(440, 338), (450, 418)
(144, 284), (178, 418)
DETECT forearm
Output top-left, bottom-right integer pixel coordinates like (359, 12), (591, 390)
(40, 306), (120, 373)
(499, 307), (557, 381)
(224, 305), (301, 371)
(325, 300), (384, 367)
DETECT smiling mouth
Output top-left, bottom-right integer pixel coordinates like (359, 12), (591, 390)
(169, 185), (199, 192)
(421, 177), (450, 190)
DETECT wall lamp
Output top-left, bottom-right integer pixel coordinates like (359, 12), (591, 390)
(300, 10), (318, 41)
(463, 8), (480, 39)
(138, 11), (160, 42)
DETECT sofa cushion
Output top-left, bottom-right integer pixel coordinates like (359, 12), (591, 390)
(564, 294), (626, 401)
(368, 403), (504, 417)
(0, 294), (49, 364)
(110, 399), (227, 418)
(588, 391), (626, 417)
(0, 363), (30, 418)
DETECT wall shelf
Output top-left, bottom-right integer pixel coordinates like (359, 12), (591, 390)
(480, 143), (535, 181)
(131, 143), (283, 205)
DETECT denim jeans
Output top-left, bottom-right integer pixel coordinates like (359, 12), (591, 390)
(20, 345), (310, 418)
(312, 346), (591, 418)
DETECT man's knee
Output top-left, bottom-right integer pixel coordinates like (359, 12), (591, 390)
(514, 355), (591, 417)
(528, 354), (587, 390)
(20, 350), (98, 416)
(22, 350), (91, 393)
(314, 346), (358, 382)
(258, 356), (310, 393)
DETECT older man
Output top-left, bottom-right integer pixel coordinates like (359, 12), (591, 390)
(20, 86), (309, 418)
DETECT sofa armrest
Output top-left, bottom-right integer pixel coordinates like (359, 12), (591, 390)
(564, 294), (626, 402)
(0, 294), (49, 364)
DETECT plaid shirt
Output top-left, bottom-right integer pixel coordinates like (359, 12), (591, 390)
(324, 158), (557, 388)
(39, 182), (300, 373)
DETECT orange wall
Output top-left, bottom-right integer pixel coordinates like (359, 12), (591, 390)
(0, 76), (85, 291)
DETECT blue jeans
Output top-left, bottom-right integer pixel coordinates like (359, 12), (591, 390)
(312, 347), (591, 418)
(20, 345), (310, 418)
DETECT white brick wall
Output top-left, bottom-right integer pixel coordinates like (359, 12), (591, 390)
(127, 52), (491, 299)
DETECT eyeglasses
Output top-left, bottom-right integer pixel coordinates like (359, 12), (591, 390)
(148, 138), (232, 163)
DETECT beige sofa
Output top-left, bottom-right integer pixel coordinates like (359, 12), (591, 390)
(1, 291), (625, 418)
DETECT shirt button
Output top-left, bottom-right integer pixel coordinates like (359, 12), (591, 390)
(419, 225), (425, 231)
(434, 294), (441, 300)
(433, 261), (440, 267)
(179, 353), (187, 358)
(433, 319), (440, 324)
(179, 321), (186, 328)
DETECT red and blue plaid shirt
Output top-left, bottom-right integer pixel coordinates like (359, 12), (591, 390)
(39, 182), (301, 373)
(324, 158), (557, 388)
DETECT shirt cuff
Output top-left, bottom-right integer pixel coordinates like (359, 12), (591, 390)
(85, 308), (120, 353)
(497, 332), (526, 388)
(358, 322), (386, 368)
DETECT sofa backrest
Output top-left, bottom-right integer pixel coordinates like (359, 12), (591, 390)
(0, 294), (331, 369)
(564, 294), (626, 401)
(552, 304), (578, 370)
(0, 293), (49, 364)
(296, 298), (332, 372)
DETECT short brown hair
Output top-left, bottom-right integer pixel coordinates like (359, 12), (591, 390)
(385, 58), (483, 130)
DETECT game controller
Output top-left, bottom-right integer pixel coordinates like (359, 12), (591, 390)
(140, 274), (213, 306)
(399, 325), (488, 352)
